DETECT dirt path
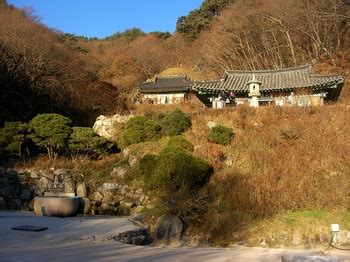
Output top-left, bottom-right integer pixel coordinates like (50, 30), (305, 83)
(0, 211), (349, 262)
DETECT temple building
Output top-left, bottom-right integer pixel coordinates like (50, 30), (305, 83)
(139, 76), (193, 104)
(192, 65), (344, 107)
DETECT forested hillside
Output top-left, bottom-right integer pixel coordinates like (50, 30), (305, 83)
(0, 0), (349, 126)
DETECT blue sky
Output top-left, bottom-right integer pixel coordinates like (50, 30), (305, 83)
(8, 0), (203, 38)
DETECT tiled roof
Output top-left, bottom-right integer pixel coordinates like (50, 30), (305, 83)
(192, 65), (344, 94)
(139, 76), (193, 93)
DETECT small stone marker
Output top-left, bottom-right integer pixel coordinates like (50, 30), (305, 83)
(46, 182), (65, 193)
(12, 225), (48, 232)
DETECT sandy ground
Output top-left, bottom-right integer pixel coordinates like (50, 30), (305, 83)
(0, 211), (349, 262)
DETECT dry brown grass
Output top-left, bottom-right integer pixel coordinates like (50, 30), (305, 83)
(183, 104), (350, 244)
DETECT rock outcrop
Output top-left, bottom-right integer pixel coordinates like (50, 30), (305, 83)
(93, 114), (132, 141)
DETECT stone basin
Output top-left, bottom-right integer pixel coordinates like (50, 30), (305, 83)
(34, 196), (80, 217)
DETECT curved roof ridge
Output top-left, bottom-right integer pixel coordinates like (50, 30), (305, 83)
(311, 74), (345, 79)
(193, 80), (221, 84)
(225, 65), (311, 75)
(156, 75), (188, 79)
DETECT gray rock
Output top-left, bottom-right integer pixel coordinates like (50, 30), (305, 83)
(131, 206), (145, 216)
(128, 155), (138, 168)
(115, 228), (153, 246)
(103, 183), (119, 191)
(116, 205), (131, 216)
(102, 191), (114, 202)
(155, 215), (183, 244)
(93, 114), (132, 141)
(0, 166), (5, 175)
(122, 148), (129, 157)
(6, 168), (17, 176)
(120, 185), (131, 195)
(73, 173), (84, 183)
(41, 171), (55, 181)
(17, 174), (27, 184)
(29, 171), (40, 179)
(100, 202), (110, 211)
(281, 255), (342, 262)
(130, 212), (147, 225)
(54, 168), (69, 176)
(37, 177), (49, 195)
(76, 182), (87, 198)
(207, 121), (218, 129)
(17, 169), (27, 175)
(259, 238), (269, 248)
(19, 188), (32, 201)
(63, 177), (75, 193)
(110, 167), (127, 179)
(91, 191), (104, 202)
(124, 202), (135, 208)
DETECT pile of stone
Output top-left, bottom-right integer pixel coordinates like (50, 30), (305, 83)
(0, 167), (86, 211)
(89, 182), (149, 216)
(0, 166), (150, 217)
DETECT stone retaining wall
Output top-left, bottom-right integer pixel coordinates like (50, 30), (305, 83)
(0, 166), (149, 216)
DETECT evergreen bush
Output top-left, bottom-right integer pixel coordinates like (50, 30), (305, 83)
(167, 135), (193, 152)
(142, 146), (212, 192)
(207, 124), (234, 145)
(160, 109), (191, 136)
(68, 127), (116, 157)
(119, 116), (161, 147)
(0, 121), (29, 157)
(29, 113), (72, 159)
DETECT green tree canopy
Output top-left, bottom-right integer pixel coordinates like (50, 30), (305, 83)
(0, 121), (28, 157)
(68, 127), (116, 157)
(176, 0), (231, 40)
(29, 113), (72, 159)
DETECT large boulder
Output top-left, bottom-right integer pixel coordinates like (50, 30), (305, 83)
(154, 215), (183, 245)
(93, 114), (132, 141)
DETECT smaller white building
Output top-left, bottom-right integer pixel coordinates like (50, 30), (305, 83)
(139, 76), (193, 105)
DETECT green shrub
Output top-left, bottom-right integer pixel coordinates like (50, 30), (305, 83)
(68, 127), (116, 157)
(139, 154), (158, 184)
(160, 109), (191, 136)
(29, 113), (72, 159)
(0, 121), (29, 157)
(280, 127), (299, 140)
(119, 116), (161, 147)
(207, 125), (234, 145)
(167, 135), (193, 152)
(142, 146), (212, 192)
